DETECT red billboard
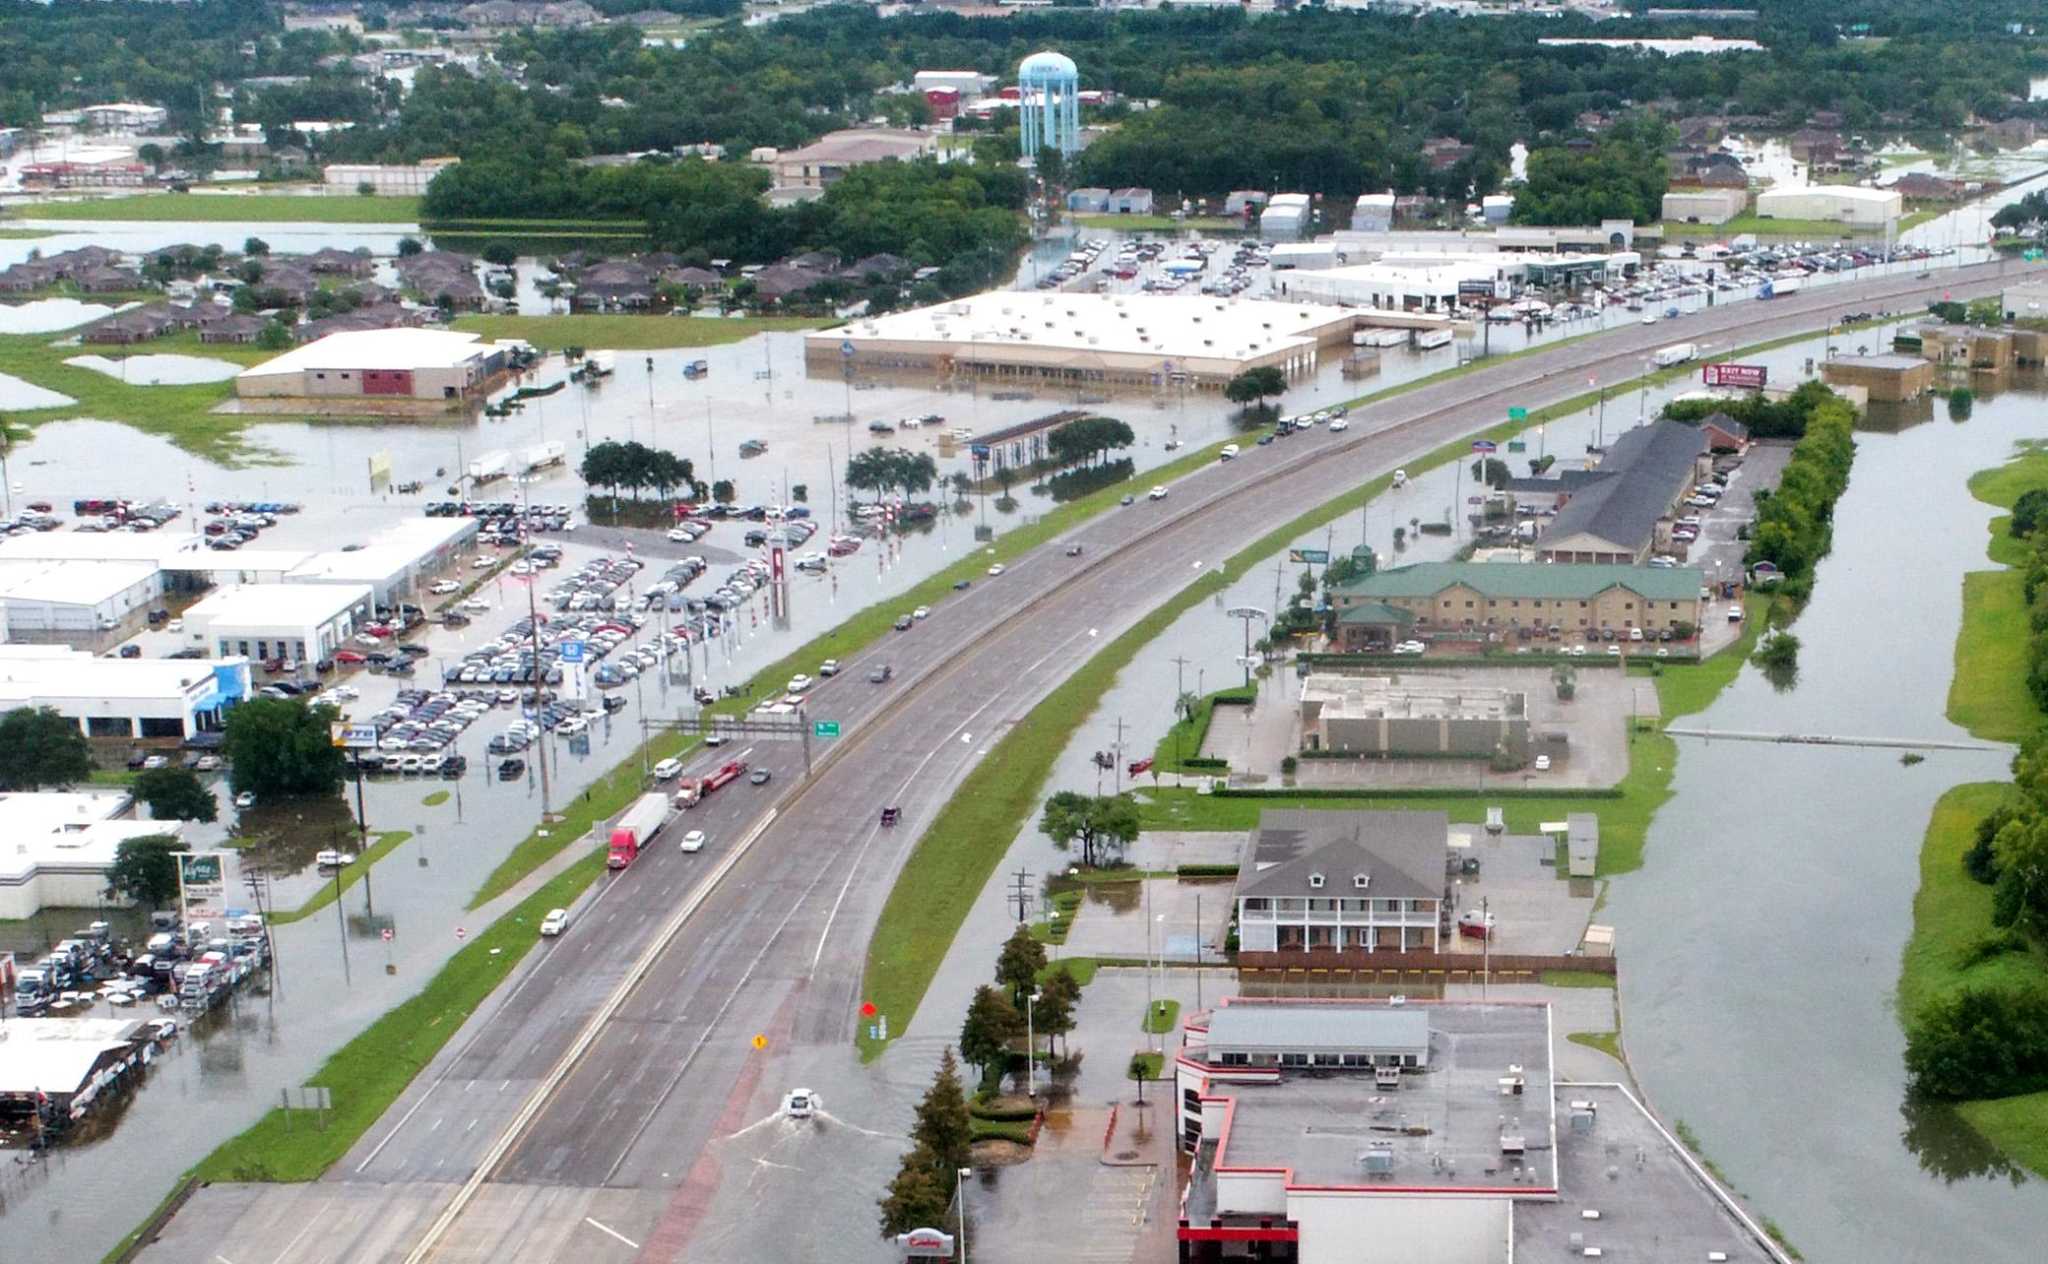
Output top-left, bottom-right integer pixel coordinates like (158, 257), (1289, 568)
(1702, 363), (1767, 389)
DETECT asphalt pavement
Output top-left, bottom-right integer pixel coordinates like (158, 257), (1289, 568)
(135, 258), (2041, 1264)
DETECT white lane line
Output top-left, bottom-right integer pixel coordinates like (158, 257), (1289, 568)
(806, 626), (1094, 972)
(353, 1084), (439, 1174)
(218, 1255), (239, 1264)
(582, 1218), (640, 1251)
(267, 1215), (318, 1264)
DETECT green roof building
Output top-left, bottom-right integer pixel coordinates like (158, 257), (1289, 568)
(1330, 562), (1705, 648)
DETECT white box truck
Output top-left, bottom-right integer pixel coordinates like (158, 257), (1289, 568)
(522, 440), (566, 473)
(1652, 342), (1698, 368)
(467, 450), (511, 484)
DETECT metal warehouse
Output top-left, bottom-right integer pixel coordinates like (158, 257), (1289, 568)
(807, 292), (1358, 389)
(235, 329), (508, 401)
(180, 582), (375, 664)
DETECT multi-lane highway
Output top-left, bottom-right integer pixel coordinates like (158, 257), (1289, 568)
(138, 258), (2038, 1264)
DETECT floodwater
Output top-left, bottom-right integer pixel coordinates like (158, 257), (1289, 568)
(63, 353), (242, 385)
(0, 369), (73, 410)
(0, 297), (122, 334)
(1609, 371), (2048, 1260)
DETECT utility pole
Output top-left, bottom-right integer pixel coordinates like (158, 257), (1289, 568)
(349, 753), (374, 917)
(1009, 868), (1034, 923)
(1112, 716), (1126, 794)
(518, 482), (554, 818)
(1169, 654), (1193, 766)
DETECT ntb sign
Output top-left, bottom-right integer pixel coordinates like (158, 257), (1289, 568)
(1702, 363), (1767, 389)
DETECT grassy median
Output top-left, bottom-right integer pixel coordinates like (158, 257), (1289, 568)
(269, 831), (413, 927)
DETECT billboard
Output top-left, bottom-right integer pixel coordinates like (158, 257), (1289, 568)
(178, 852), (229, 923)
(1702, 362), (1767, 389)
(1287, 548), (1330, 564)
(331, 722), (380, 750)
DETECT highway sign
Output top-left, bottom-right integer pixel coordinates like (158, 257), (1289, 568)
(1507, 407), (1528, 421)
(1287, 548), (1330, 564)
(559, 639), (586, 664)
(814, 720), (841, 738)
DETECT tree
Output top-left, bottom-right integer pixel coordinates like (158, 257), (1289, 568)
(1036, 967), (1080, 1057)
(134, 766), (218, 823)
(1469, 457), (1510, 489)
(397, 236), (424, 257)
(222, 698), (347, 802)
(877, 1144), (954, 1239)
(1128, 1053), (1153, 1104)
(1552, 663), (1577, 702)
(1991, 813), (2048, 935)
(1223, 366), (1287, 408)
(910, 1047), (973, 1177)
(243, 236), (270, 256)
(1034, 144), (1067, 188)
(1905, 983), (2048, 1100)
(1753, 630), (1801, 671)
(2012, 488), (2048, 539)
(257, 318), (294, 351)
(138, 142), (165, 171)
(792, 483), (808, 503)
(959, 984), (1021, 1077)
(482, 241), (518, 267)
(0, 706), (93, 790)
(712, 479), (736, 505)
(1039, 791), (1140, 868)
(996, 923), (1047, 1008)
(104, 833), (188, 909)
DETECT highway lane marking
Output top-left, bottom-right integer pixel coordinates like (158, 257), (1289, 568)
(408, 807), (781, 1264)
(582, 1218), (640, 1250)
(267, 1215), (318, 1264)
(808, 626), (1096, 973)
(353, 843), (634, 1175)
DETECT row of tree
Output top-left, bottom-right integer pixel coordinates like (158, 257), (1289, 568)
(1743, 387), (1858, 597)
(847, 447), (940, 500)
(579, 440), (703, 503)
(1043, 416), (1135, 470)
(1666, 378), (1844, 441)
(1510, 114), (1673, 228)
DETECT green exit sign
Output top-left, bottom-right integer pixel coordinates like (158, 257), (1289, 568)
(1508, 406), (1528, 421)
(814, 721), (841, 738)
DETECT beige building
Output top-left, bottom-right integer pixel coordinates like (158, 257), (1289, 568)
(1820, 353), (1936, 402)
(236, 329), (507, 402)
(1916, 324), (2014, 370)
(764, 129), (940, 190)
(322, 158), (459, 195)
(1332, 562), (1706, 637)
(1299, 675), (1528, 759)
(1754, 185), (1901, 227)
(1661, 186), (1747, 224)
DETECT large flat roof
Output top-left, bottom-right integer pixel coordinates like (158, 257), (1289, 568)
(0, 645), (236, 705)
(0, 559), (159, 607)
(1757, 184), (1900, 206)
(0, 1017), (152, 1097)
(185, 582), (372, 627)
(0, 790), (188, 883)
(287, 517), (476, 588)
(1204, 1004), (1430, 1057)
(1194, 1001), (1556, 1196)
(238, 329), (496, 379)
(1516, 1084), (1783, 1263)
(814, 292), (1354, 371)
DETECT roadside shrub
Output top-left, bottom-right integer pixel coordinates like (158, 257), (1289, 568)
(1956, 929), (2033, 971)
(1965, 801), (2024, 884)
(1905, 983), (2048, 1100)
(1175, 863), (1240, 878)
(1280, 755), (1298, 775)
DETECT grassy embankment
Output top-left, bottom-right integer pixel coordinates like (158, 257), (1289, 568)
(853, 333), (1797, 1057)
(449, 313), (822, 351)
(1896, 442), (2048, 1176)
(1660, 210), (1937, 239)
(7, 193), (424, 223)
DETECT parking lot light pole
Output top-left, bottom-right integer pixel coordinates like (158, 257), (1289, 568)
(350, 752), (373, 918)
(956, 1168), (972, 1264)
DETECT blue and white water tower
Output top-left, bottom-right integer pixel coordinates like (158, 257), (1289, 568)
(1018, 50), (1081, 162)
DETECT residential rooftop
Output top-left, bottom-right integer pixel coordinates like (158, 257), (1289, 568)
(1301, 674), (1525, 723)
(1238, 808), (1449, 902)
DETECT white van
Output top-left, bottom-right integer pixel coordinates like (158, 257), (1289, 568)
(652, 757), (683, 781)
(1392, 469), (1408, 488)
(1219, 444), (1240, 461)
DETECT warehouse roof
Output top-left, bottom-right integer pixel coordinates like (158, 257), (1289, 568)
(0, 1018), (153, 1096)
(0, 559), (158, 607)
(184, 582), (373, 627)
(1536, 418), (1708, 554)
(287, 517), (476, 588)
(1337, 561), (1706, 602)
(238, 329), (496, 379)
(1757, 184), (1900, 206)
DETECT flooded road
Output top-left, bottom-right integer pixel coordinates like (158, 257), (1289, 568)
(1610, 370), (2048, 1261)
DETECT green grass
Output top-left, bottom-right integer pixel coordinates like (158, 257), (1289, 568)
(1542, 970), (1618, 989)
(87, 768), (140, 787)
(0, 330), (293, 465)
(1957, 1092), (2048, 1179)
(421, 790), (450, 806)
(1567, 1030), (1624, 1062)
(268, 831), (412, 926)
(1661, 213), (1898, 239)
(10, 193), (422, 224)
(1130, 1051), (1165, 1080)
(969, 1118), (1035, 1143)
(449, 313), (824, 351)
(1896, 783), (2042, 1021)
(1037, 956), (1098, 988)
(1151, 685), (1254, 773)
(1143, 998), (1181, 1034)
(1071, 214), (1241, 231)
(191, 851), (605, 1181)
(1948, 446), (2048, 739)
(0, 228), (55, 239)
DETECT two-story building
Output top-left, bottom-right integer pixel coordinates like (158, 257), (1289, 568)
(1233, 810), (1448, 955)
(1328, 562), (1705, 647)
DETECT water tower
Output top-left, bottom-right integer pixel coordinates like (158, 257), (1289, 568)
(1018, 50), (1081, 162)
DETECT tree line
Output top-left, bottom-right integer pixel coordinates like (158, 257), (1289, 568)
(578, 440), (703, 502)
(1741, 386), (1857, 602)
(847, 447), (939, 500)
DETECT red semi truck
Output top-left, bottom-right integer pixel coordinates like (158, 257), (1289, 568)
(674, 759), (748, 810)
(607, 792), (672, 869)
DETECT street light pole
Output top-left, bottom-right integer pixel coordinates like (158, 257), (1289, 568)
(1026, 990), (1040, 1098)
(957, 1168), (972, 1264)
(350, 753), (373, 918)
